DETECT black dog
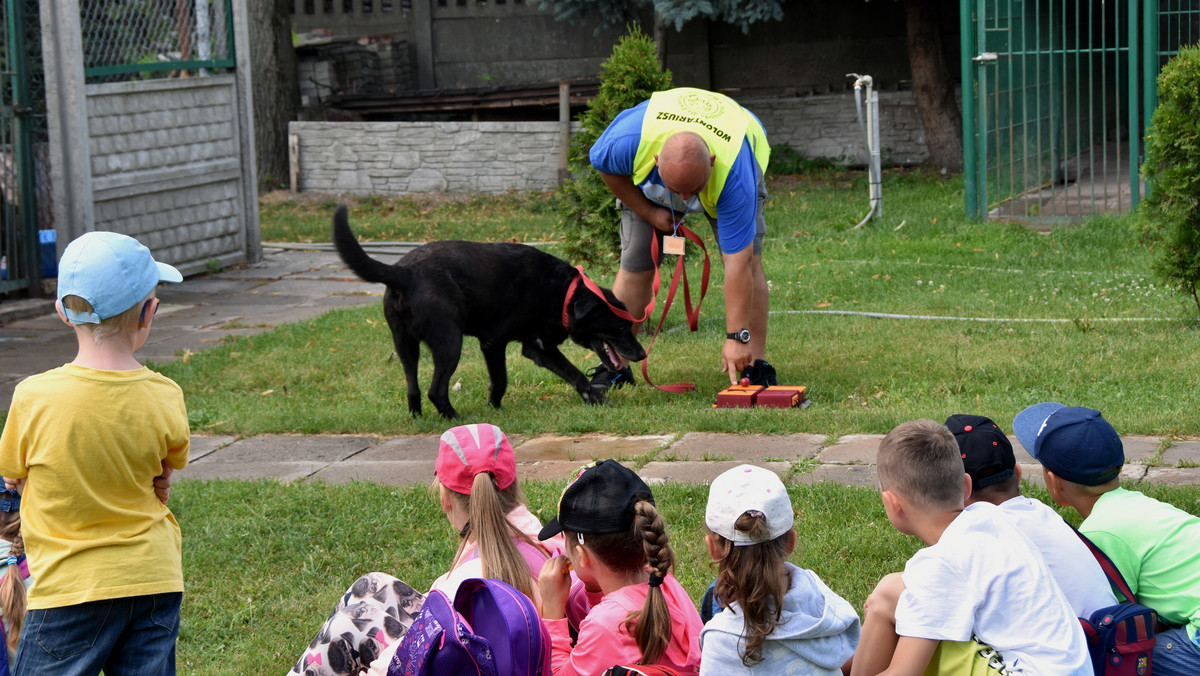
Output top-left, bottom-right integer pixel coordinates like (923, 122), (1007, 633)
(332, 205), (646, 419)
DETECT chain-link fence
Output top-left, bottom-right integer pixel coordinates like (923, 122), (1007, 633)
(82, 0), (235, 82)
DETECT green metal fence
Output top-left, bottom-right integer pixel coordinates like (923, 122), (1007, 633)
(83, 0), (235, 82)
(0, 0), (45, 295)
(963, 0), (1200, 222)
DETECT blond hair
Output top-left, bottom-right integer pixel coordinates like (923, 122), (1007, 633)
(448, 476), (545, 599)
(877, 419), (965, 509)
(709, 514), (791, 666)
(0, 511), (25, 653)
(62, 291), (153, 345)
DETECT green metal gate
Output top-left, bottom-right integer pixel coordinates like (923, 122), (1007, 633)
(962, 0), (1200, 222)
(0, 0), (43, 294)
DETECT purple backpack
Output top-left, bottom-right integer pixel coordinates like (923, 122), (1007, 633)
(389, 578), (550, 676)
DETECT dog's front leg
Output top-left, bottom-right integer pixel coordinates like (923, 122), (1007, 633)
(481, 343), (508, 409)
(521, 342), (607, 406)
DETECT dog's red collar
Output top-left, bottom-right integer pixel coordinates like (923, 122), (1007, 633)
(562, 266), (638, 329)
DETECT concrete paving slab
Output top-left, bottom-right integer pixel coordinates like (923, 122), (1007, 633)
(205, 435), (376, 463)
(666, 432), (824, 462)
(157, 278), (264, 298)
(251, 279), (379, 299)
(1143, 467), (1200, 485)
(177, 460), (325, 482)
(1121, 436), (1163, 463)
(1121, 464), (1147, 482)
(307, 460), (436, 485)
(356, 435), (439, 461)
(1, 313), (62, 331)
(1009, 436), (1034, 463)
(513, 435), (673, 462)
(189, 435), (235, 462)
(817, 434), (883, 464)
(214, 252), (336, 280)
(795, 464), (878, 488)
(1162, 440), (1200, 468)
(639, 460), (791, 485)
(516, 461), (585, 483)
(1016, 463), (1045, 488)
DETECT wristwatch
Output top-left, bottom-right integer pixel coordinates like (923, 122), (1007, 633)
(726, 328), (751, 344)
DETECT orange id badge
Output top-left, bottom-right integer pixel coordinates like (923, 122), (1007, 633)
(663, 235), (685, 256)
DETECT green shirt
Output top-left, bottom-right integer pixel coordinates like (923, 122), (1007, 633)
(1082, 487), (1200, 643)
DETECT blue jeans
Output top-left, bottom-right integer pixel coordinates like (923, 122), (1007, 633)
(14, 592), (181, 676)
(1153, 626), (1200, 676)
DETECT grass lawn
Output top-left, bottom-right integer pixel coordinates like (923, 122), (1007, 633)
(178, 478), (1200, 674)
(171, 169), (1200, 439)
(25, 169), (1200, 673)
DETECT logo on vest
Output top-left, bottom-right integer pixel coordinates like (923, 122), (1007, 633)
(678, 91), (725, 119)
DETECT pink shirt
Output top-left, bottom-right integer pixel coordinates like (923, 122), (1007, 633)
(547, 574), (702, 675)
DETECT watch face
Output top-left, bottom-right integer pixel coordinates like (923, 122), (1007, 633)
(729, 329), (750, 343)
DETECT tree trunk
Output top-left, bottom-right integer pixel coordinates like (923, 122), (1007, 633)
(654, 12), (668, 69)
(247, 0), (300, 191)
(904, 0), (963, 171)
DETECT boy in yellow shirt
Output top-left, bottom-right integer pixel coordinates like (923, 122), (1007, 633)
(0, 231), (189, 675)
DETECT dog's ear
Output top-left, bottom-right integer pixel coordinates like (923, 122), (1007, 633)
(572, 290), (601, 319)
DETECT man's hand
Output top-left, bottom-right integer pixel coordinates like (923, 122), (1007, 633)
(647, 206), (678, 235)
(721, 339), (753, 384)
(154, 460), (174, 504)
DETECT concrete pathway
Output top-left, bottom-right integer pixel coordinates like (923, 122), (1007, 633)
(2, 246), (1197, 489)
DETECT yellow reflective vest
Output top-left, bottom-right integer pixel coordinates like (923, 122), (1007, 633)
(631, 88), (770, 217)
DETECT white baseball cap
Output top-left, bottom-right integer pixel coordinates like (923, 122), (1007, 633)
(705, 464), (793, 545)
(57, 231), (182, 325)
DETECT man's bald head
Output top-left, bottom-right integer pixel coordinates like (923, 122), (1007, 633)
(656, 132), (715, 199)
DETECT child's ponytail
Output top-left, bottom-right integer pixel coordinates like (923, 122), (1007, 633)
(626, 499), (674, 665)
(711, 512), (791, 666)
(465, 472), (539, 598)
(0, 515), (26, 653)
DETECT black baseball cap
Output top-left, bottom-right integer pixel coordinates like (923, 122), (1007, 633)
(538, 459), (655, 541)
(945, 414), (1016, 489)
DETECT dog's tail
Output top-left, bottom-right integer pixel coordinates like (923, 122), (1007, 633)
(332, 204), (412, 288)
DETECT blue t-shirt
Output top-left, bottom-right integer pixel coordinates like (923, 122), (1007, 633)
(589, 100), (766, 255)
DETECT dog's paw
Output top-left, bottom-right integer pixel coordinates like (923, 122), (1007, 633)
(581, 386), (609, 406)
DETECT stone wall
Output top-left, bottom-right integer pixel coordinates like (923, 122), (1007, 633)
(289, 91), (929, 195)
(745, 91), (928, 167)
(88, 76), (253, 273)
(289, 120), (579, 194)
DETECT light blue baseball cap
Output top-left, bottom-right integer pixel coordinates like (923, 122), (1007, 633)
(57, 231), (182, 325)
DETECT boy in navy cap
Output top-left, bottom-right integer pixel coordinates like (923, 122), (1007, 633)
(0, 231), (189, 675)
(1013, 402), (1200, 675)
(946, 414), (1116, 619)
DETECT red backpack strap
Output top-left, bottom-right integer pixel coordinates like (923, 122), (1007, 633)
(1070, 523), (1136, 604)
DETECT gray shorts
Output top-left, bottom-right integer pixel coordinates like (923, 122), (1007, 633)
(618, 169), (767, 272)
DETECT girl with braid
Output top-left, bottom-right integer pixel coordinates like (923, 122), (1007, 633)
(698, 465), (859, 675)
(537, 459), (702, 675)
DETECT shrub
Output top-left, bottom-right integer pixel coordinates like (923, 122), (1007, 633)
(1140, 44), (1200, 317)
(767, 143), (845, 175)
(555, 26), (672, 270)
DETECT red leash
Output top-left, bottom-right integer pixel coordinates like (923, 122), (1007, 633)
(561, 227), (711, 393)
(639, 225), (709, 392)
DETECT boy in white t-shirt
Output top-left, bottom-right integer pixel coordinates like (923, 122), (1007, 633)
(848, 419), (1091, 676)
(946, 414), (1118, 619)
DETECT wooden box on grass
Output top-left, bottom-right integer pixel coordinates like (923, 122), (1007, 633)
(715, 384), (764, 408)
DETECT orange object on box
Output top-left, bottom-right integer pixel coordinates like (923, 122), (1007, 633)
(715, 384), (764, 408)
(757, 386), (807, 408)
